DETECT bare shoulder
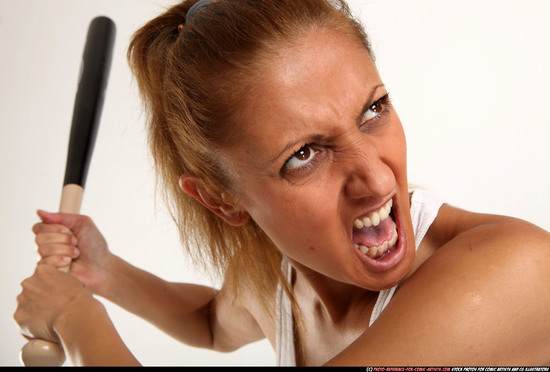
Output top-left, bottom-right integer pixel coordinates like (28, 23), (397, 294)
(328, 206), (550, 366)
(209, 275), (276, 352)
(425, 203), (550, 252)
(427, 205), (550, 290)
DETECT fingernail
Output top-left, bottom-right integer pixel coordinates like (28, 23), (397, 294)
(73, 248), (80, 257)
(71, 237), (78, 245)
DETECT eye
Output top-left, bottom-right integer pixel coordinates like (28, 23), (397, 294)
(361, 93), (389, 122)
(284, 145), (317, 170)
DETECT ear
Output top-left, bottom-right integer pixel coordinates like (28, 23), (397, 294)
(179, 175), (250, 226)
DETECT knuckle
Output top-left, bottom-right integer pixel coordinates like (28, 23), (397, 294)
(80, 214), (93, 226)
(21, 277), (31, 288)
(36, 244), (47, 255)
(37, 244), (56, 259)
(16, 292), (25, 304)
(13, 311), (22, 324)
(31, 223), (42, 234)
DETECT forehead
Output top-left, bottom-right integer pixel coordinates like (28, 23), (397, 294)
(254, 31), (377, 110)
(229, 30), (381, 167)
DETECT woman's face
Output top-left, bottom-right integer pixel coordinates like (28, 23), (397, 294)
(224, 30), (415, 290)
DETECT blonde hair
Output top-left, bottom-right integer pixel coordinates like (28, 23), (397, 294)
(128, 0), (372, 360)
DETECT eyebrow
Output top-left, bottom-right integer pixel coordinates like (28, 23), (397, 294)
(267, 83), (387, 168)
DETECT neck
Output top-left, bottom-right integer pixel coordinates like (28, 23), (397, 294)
(290, 260), (377, 324)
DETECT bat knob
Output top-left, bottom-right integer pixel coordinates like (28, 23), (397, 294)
(20, 339), (66, 366)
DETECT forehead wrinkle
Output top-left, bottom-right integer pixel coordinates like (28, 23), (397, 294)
(241, 83), (369, 171)
(229, 30), (381, 172)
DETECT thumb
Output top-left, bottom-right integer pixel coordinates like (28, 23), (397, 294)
(36, 210), (90, 231)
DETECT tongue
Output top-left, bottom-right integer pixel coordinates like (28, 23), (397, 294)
(353, 217), (395, 248)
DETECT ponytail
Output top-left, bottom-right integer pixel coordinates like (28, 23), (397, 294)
(128, 1), (372, 359)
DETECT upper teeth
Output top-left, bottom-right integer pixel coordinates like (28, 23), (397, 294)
(354, 199), (393, 229)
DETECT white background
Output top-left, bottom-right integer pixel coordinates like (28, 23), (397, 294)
(1, 0), (549, 366)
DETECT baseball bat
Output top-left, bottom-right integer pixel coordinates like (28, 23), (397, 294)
(20, 16), (116, 366)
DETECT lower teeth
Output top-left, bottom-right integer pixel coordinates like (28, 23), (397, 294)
(355, 225), (398, 258)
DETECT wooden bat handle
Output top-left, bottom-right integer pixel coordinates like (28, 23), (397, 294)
(20, 15), (115, 365)
(20, 184), (84, 366)
(57, 183), (84, 273)
(20, 339), (66, 367)
(59, 184), (85, 216)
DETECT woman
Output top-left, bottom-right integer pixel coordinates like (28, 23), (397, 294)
(14, 0), (550, 366)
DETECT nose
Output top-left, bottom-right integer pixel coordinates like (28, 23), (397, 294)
(342, 139), (394, 201)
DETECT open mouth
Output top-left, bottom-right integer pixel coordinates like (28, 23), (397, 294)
(352, 199), (399, 260)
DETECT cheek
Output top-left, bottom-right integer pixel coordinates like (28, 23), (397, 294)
(240, 186), (295, 236)
(384, 117), (408, 179)
(244, 182), (339, 249)
(248, 188), (322, 229)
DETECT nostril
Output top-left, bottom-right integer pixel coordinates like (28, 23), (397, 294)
(343, 158), (395, 200)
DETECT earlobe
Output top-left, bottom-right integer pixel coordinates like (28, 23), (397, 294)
(179, 175), (250, 226)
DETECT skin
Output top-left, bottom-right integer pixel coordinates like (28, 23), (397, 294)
(15, 29), (550, 366)
(223, 30), (415, 291)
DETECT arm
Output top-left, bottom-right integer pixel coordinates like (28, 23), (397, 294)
(100, 254), (266, 350)
(57, 294), (139, 366)
(327, 208), (550, 365)
(32, 211), (265, 352)
(16, 265), (139, 366)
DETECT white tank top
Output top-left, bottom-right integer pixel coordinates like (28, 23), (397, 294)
(275, 189), (444, 366)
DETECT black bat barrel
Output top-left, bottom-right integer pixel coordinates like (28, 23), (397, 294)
(63, 16), (115, 188)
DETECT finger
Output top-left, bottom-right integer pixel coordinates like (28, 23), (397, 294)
(37, 210), (93, 231)
(35, 232), (78, 246)
(38, 255), (73, 269)
(16, 291), (26, 307)
(32, 222), (74, 236)
(37, 243), (79, 260)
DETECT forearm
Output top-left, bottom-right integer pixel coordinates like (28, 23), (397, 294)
(55, 295), (139, 366)
(100, 255), (218, 348)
